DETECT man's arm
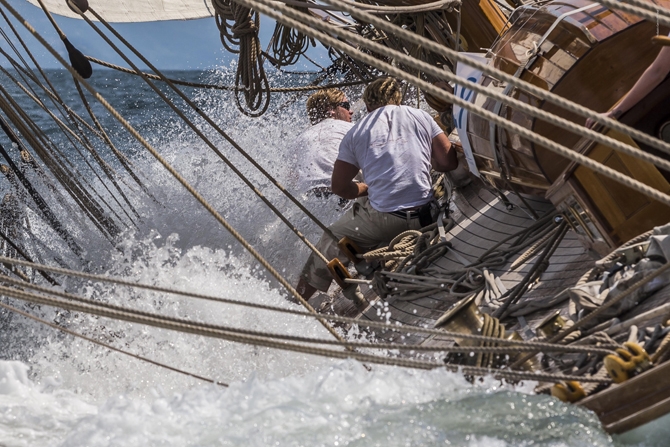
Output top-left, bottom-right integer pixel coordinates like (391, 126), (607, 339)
(332, 160), (368, 199)
(431, 133), (458, 172)
(587, 46), (670, 127)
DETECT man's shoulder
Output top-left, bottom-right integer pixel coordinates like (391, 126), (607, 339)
(398, 104), (431, 118)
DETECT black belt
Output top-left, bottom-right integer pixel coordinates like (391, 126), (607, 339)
(389, 201), (435, 226)
(389, 209), (421, 219)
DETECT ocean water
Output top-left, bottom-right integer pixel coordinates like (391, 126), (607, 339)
(0, 67), (668, 447)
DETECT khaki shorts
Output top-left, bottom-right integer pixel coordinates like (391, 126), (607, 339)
(300, 197), (424, 292)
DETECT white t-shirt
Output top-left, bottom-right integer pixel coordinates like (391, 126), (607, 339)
(337, 105), (443, 212)
(293, 119), (354, 193)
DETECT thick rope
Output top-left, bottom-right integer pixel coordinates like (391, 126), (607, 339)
(0, 0), (348, 348)
(494, 221), (568, 319)
(211, 0), (270, 116)
(0, 300), (228, 386)
(0, 279), (615, 381)
(375, 214), (558, 303)
(509, 261), (670, 369)
(85, 56), (369, 92)
(0, 255), (619, 354)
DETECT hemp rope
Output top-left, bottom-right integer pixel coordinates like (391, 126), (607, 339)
(318, 0), (670, 160)
(237, 0), (670, 208)
(0, 255), (619, 354)
(0, 300), (229, 387)
(269, 13), (313, 68)
(2, 0), (644, 380)
(374, 214), (557, 303)
(211, 0), (270, 116)
(85, 56), (370, 93)
(0, 279), (615, 381)
(652, 329), (670, 363)
(0, 0), (348, 348)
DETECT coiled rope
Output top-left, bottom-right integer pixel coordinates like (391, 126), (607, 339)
(211, 0), (270, 116)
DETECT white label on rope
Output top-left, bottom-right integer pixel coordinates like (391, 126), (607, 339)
(437, 210), (447, 242)
(453, 53), (487, 178)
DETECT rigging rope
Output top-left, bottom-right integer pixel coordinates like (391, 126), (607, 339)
(0, 274), (615, 381)
(211, 0), (271, 116)
(318, 0), (670, 161)
(0, 254), (619, 354)
(76, 6), (346, 250)
(0, 50), (154, 197)
(0, 300), (228, 386)
(73, 7), (337, 265)
(85, 56), (369, 92)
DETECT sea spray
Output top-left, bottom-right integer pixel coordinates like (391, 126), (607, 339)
(1, 358), (616, 447)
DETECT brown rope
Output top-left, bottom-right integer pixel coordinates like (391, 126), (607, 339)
(0, 300), (228, 386)
(85, 56), (369, 92)
(212, 0), (270, 116)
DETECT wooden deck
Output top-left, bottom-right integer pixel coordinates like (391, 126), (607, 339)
(317, 178), (597, 345)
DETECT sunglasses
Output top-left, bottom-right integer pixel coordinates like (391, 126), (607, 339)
(337, 101), (351, 111)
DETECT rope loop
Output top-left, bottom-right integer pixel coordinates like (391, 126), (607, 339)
(211, 0), (271, 116)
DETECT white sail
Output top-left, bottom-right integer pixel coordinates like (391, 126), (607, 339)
(23, 0), (214, 23)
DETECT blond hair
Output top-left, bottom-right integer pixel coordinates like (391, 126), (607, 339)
(306, 89), (346, 124)
(363, 77), (402, 111)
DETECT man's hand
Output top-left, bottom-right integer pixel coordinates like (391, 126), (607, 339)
(332, 160), (368, 199)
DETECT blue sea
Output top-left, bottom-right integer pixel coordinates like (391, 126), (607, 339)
(0, 67), (668, 446)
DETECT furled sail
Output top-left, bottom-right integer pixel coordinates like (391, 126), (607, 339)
(23, 0), (214, 22)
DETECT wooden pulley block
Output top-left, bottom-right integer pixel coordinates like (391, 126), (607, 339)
(652, 35), (670, 46)
(551, 381), (586, 403)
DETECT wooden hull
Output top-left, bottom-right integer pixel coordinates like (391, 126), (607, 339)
(466, 0), (670, 189)
(581, 360), (670, 433)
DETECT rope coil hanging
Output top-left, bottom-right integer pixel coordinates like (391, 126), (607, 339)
(212, 0), (271, 116)
(269, 2), (315, 68)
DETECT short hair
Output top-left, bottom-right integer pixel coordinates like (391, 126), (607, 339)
(306, 89), (346, 124)
(363, 77), (402, 110)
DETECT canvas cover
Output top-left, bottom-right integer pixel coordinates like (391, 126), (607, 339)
(24, 0), (214, 22)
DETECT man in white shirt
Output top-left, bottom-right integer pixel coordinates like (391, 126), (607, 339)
(296, 77), (458, 305)
(294, 89), (354, 197)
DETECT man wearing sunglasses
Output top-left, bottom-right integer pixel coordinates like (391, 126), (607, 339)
(293, 89), (354, 200)
(296, 77), (458, 307)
